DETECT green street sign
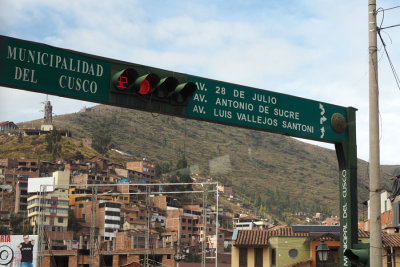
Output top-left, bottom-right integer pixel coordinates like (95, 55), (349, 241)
(0, 35), (348, 143)
(186, 77), (347, 143)
(0, 35), (110, 103)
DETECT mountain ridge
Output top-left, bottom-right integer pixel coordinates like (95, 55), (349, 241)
(4, 104), (400, 223)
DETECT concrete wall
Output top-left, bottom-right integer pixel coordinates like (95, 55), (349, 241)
(269, 236), (310, 267)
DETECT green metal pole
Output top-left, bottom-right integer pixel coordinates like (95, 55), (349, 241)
(335, 107), (357, 267)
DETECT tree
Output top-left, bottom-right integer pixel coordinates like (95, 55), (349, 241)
(45, 130), (62, 160)
(10, 214), (32, 235)
(0, 223), (9, 235)
(91, 121), (112, 154)
(74, 151), (84, 161)
(176, 155), (188, 170)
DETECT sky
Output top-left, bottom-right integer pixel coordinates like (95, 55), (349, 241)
(0, 0), (400, 165)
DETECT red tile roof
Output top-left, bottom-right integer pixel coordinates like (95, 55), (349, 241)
(234, 230), (269, 246)
(267, 226), (309, 237)
(234, 227), (308, 246)
(382, 232), (400, 247)
(234, 227), (372, 247)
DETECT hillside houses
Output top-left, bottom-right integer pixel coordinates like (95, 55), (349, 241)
(0, 121), (18, 132)
(0, 156), (227, 267)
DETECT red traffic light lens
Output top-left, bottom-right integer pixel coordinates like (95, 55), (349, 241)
(139, 79), (150, 95)
(113, 68), (138, 91)
(134, 73), (160, 95)
(116, 75), (128, 89)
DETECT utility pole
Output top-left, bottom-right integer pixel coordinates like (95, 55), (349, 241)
(368, 0), (382, 266)
(201, 185), (208, 267)
(90, 186), (98, 267)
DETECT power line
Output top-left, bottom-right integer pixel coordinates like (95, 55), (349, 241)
(377, 5), (400, 12)
(377, 29), (400, 90)
(380, 24), (400, 30)
(375, 5), (400, 91)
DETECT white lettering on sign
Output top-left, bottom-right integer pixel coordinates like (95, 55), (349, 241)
(193, 105), (205, 114)
(341, 169), (349, 266)
(236, 112), (278, 126)
(193, 93), (207, 103)
(258, 105), (269, 114)
(7, 45), (105, 96)
(216, 86), (226, 95)
(251, 93), (277, 104)
(14, 66), (37, 84)
(273, 108), (299, 120)
(214, 109), (231, 119)
(7, 46), (104, 77)
(216, 98), (254, 111)
(233, 89), (244, 99)
(59, 75), (98, 94)
(342, 222), (349, 266)
(342, 170), (347, 198)
(281, 121), (314, 133)
(196, 82), (206, 91)
(189, 80), (343, 140)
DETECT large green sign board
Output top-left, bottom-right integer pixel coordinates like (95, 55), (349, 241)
(0, 35), (348, 144)
(186, 77), (347, 143)
(0, 35), (110, 103)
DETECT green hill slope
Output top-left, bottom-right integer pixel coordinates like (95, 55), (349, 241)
(5, 104), (399, 223)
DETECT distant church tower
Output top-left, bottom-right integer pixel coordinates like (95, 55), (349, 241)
(41, 99), (54, 131)
(44, 100), (53, 124)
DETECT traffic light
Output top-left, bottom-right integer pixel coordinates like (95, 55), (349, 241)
(344, 243), (369, 267)
(111, 67), (196, 106)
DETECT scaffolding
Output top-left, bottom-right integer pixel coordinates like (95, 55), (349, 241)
(35, 182), (219, 267)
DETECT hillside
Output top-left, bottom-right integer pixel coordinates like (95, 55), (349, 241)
(4, 104), (400, 223)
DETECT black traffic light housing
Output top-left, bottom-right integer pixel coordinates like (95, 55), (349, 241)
(111, 67), (196, 107)
(344, 243), (369, 267)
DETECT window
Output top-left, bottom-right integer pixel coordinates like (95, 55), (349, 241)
(271, 248), (276, 267)
(58, 217), (63, 223)
(105, 219), (120, 224)
(288, 249), (298, 258)
(255, 248), (263, 267)
(387, 248), (393, 267)
(239, 248), (247, 267)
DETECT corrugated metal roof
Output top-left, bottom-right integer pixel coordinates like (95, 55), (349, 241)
(292, 225), (340, 233)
